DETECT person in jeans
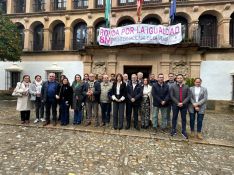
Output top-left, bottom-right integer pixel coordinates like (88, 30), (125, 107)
(141, 78), (152, 129)
(188, 78), (208, 139)
(14, 75), (33, 124)
(126, 74), (143, 130)
(72, 74), (85, 125)
(151, 73), (170, 131)
(83, 73), (101, 127)
(29, 75), (45, 123)
(100, 75), (112, 127)
(41, 73), (60, 126)
(111, 73), (126, 130)
(57, 78), (73, 126)
(170, 74), (191, 139)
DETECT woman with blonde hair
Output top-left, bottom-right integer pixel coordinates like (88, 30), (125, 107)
(13, 75), (33, 124)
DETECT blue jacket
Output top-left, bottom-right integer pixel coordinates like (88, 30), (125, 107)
(41, 81), (60, 102)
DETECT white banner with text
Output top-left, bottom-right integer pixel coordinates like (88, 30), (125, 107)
(98, 23), (182, 46)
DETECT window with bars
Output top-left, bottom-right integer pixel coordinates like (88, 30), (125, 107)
(199, 14), (218, 48)
(52, 23), (65, 50)
(14, 0), (26, 13)
(33, 24), (44, 51)
(33, 0), (45, 12)
(73, 22), (87, 50)
(73, 0), (88, 9)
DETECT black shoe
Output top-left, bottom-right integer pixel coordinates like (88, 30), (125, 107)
(135, 126), (140, 131)
(114, 127), (118, 130)
(119, 127), (123, 130)
(141, 125), (145, 129)
(125, 126), (130, 130)
(43, 121), (50, 126)
(170, 129), (177, 136)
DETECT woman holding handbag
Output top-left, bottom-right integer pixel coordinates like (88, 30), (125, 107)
(13, 75), (33, 124)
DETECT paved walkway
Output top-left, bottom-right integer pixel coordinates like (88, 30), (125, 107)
(0, 100), (233, 175)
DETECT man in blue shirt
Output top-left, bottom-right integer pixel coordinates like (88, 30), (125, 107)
(41, 73), (60, 126)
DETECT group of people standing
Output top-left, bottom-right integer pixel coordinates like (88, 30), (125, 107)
(13, 71), (208, 139)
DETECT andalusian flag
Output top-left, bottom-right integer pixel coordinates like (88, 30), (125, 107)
(105, 0), (111, 28)
(137, 0), (143, 22)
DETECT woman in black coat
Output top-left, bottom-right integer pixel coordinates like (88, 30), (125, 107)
(57, 78), (73, 125)
(111, 73), (127, 130)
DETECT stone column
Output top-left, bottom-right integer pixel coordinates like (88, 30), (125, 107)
(189, 54), (201, 78)
(88, 0), (94, 9)
(45, 0), (51, 11)
(160, 54), (170, 77)
(219, 18), (231, 48)
(23, 29), (33, 51)
(66, 0), (72, 10)
(43, 28), (50, 51)
(83, 55), (93, 74)
(107, 52), (117, 75)
(7, 0), (13, 14)
(64, 27), (72, 50)
(87, 26), (94, 45)
(112, 0), (118, 7)
(26, 0), (33, 13)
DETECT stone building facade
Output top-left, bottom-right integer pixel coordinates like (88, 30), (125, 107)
(0, 0), (234, 110)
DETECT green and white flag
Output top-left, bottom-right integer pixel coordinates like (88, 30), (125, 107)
(105, 0), (111, 28)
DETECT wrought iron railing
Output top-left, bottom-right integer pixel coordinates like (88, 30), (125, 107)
(143, 0), (162, 5)
(32, 3), (45, 12)
(118, 0), (136, 6)
(14, 5), (26, 13)
(96, 0), (105, 8)
(73, 0), (88, 9)
(51, 40), (65, 50)
(51, 1), (66, 11)
(72, 38), (87, 50)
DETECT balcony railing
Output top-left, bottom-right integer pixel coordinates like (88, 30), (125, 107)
(51, 40), (65, 50)
(143, 0), (162, 5)
(72, 39), (87, 50)
(96, 0), (105, 8)
(118, 0), (136, 6)
(31, 41), (44, 51)
(0, 2), (7, 14)
(73, 0), (88, 9)
(51, 1), (66, 11)
(32, 3), (45, 12)
(14, 5), (26, 13)
(199, 36), (219, 48)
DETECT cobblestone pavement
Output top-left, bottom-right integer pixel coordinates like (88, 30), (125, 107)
(0, 100), (233, 175)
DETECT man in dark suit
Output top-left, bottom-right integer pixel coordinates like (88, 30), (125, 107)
(126, 74), (143, 130)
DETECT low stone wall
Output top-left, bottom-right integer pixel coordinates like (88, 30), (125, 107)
(207, 100), (234, 113)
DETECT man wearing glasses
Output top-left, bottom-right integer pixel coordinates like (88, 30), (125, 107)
(41, 73), (60, 126)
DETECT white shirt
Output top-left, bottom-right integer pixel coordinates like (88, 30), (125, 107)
(143, 85), (152, 97)
(116, 82), (121, 95)
(194, 86), (201, 102)
(132, 82), (137, 90)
